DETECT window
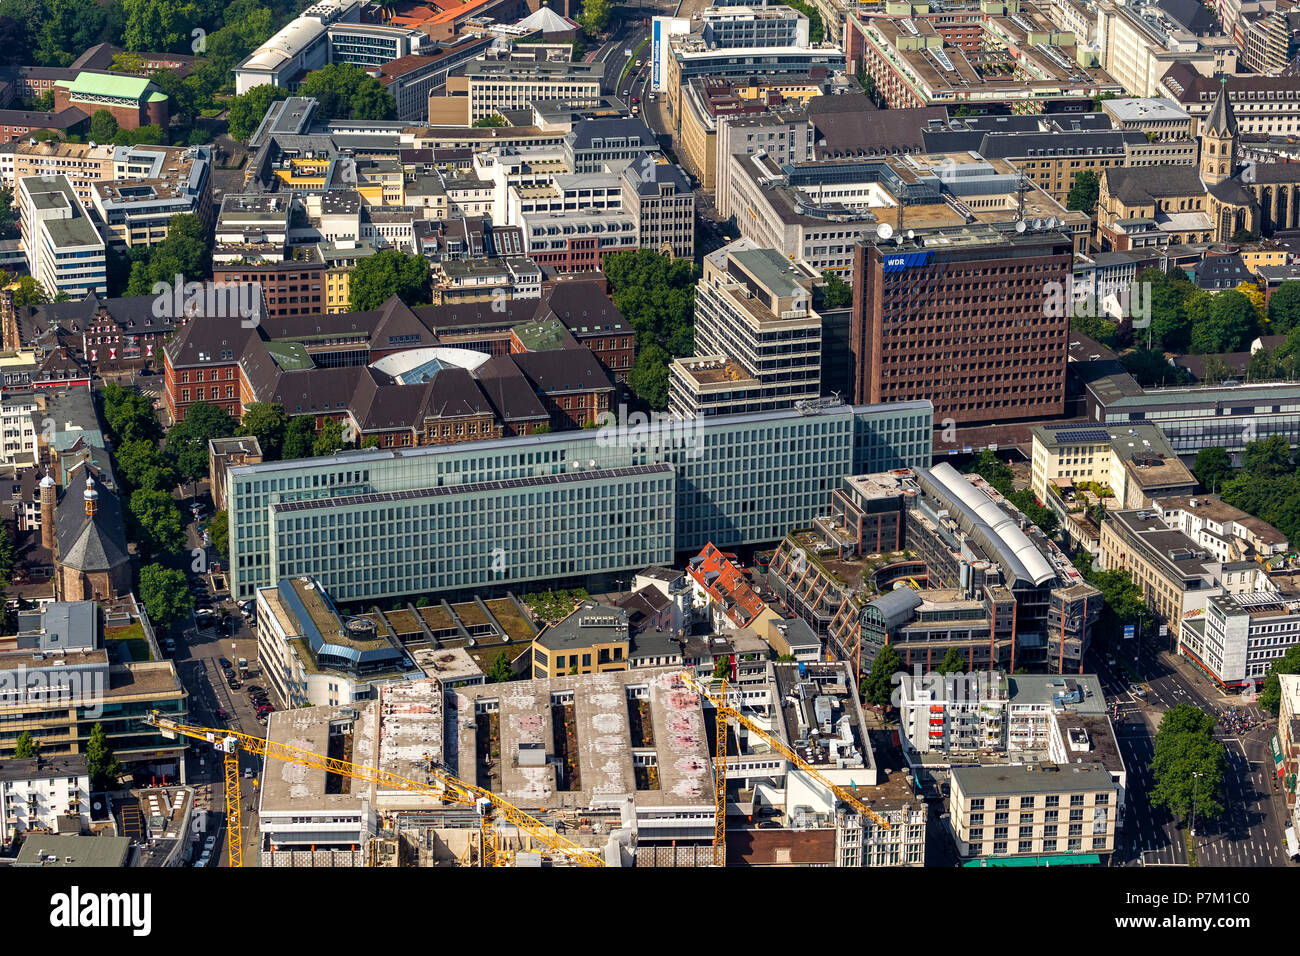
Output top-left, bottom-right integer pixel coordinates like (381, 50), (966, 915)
(995, 798), (1010, 810)
(1019, 796), (1035, 809)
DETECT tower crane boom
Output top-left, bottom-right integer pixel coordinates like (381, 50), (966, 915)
(144, 711), (608, 867)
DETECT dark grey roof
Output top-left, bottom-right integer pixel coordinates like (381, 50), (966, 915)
(865, 587), (922, 629)
(474, 355), (549, 423)
(0, 753), (89, 783)
(1104, 164), (1209, 205)
(1203, 79), (1238, 137)
(511, 348), (613, 394)
(814, 105), (945, 157)
(565, 117), (657, 151)
(1158, 0), (1220, 35)
(55, 470), (128, 574)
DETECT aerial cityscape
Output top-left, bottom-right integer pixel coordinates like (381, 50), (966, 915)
(0, 0), (1297, 904)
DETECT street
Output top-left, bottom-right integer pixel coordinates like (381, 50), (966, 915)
(1090, 643), (1294, 868)
(160, 504), (267, 867)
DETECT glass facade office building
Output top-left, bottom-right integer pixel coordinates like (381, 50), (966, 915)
(227, 401), (933, 602)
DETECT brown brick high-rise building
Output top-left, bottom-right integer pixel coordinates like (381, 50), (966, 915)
(850, 225), (1073, 427)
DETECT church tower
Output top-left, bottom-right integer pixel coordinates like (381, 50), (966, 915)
(1200, 78), (1238, 187)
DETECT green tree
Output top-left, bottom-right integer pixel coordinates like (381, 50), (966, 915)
(115, 438), (178, 493)
(1138, 266), (1195, 353)
(360, 435), (381, 449)
(937, 647), (966, 675)
(1008, 488), (1059, 536)
(862, 643), (902, 708)
(313, 417), (345, 457)
(821, 271), (852, 309)
(236, 402), (288, 460)
(13, 730), (38, 758)
(602, 249), (697, 356)
(130, 488), (187, 556)
(1260, 646), (1300, 717)
(1243, 434), (1292, 478)
(139, 564), (194, 628)
(89, 109), (118, 143)
(1190, 289), (1258, 354)
(1066, 169), (1100, 215)
(627, 343), (670, 410)
(122, 0), (201, 53)
(100, 382), (162, 444)
(968, 449), (1014, 495)
(281, 416), (317, 461)
(208, 508), (229, 560)
(577, 0), (610, 33)
(489, 650), (513, 682)
(1149, 703), (1228, 824)
(0, 520), (14, 584)
(348, 248), (431, 311)
(227, 83), (289, 141)
(1199, 354), (1236, 385)
(297, 62), (396, 121)
(1120, 348), (1193, 387)
(1191, 447), (1233, 493)
(1268, 280), (1300, 334)
(1070, 310), (1119, 348)
(85, 722), (124, 791)
(472, 113), (506, 128)
(0, 184), (17, 240)
(167, 401), (236, 483)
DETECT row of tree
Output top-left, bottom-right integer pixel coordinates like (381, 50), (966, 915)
(1075, 269), (1300, 362)
(602, 250), (698, 410)
(227, 63), (397, 140)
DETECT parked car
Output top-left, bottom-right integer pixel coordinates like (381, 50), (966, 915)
(218, 658), (231, 669)
(227, 679), (241, 690)
(203, 836), (216, 853)
(246, 685), (263, 695)
(215, 708), (229, 721)
(257, 704), (275, 715)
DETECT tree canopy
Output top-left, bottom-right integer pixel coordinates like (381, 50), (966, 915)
(297, 63), (397, 122)
(1066, 169), (1100, 215)
(603, 250), (697, 409)
(236, 402), (288, 461)
(1191, 447), (1233, 493)
(1150, 703), (1228, 824)
(1260, 645), (1300, 717)
(348, 249), (431, 311)
(862, 644), (902, 708)
(139, 564), (195, 629)
(227, 82), (290, 141)
(166, 401), (236, 483)
(821, 271), (852, 309)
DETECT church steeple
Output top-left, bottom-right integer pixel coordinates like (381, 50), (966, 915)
(1200, 77), (1238, 187)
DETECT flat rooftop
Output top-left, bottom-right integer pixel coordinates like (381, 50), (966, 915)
(410, 645), (484, 683)
(453, 668), (714, 811)
(952, 762), (1116, 797)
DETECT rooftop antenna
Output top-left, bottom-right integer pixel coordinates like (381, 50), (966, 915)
(1016, 172), (1028, 222)
(875, 222), (893, 243)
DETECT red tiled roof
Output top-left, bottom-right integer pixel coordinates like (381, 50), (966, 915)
(687, 542), (766, 628)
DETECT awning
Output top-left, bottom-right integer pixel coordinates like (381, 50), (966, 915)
(1271, 735), (1284, 766)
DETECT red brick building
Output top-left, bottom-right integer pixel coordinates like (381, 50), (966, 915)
(850, 225), (1072, 426)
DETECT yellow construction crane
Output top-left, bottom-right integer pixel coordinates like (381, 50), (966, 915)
(677, 672), (893, 835)
(144, 711), (607, 868)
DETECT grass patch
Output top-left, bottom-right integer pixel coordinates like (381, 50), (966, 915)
(105, 623), (152, 662)
(618, 38), (649, 88)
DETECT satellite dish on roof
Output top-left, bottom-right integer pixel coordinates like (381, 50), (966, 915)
(876, 223), (894, 241)
(906, 229), (915, 240)
(1033, 219), (1044, 230)
(1015, 220), (1027, 233)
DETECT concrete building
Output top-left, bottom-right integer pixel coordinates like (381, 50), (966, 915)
(0, 754), (90, 843)
(723, 149), (1088, 278)
(1030, 423), (1197, 510)
(531, 602), (631, 678)
(1181, 572), (1300, 690)
(849, 2), (1121, 109)
(1101, 97), (1194, 140)
(949, 763), (1118, 862)
(766, 465), (1102, 676)
(0, 599), (188, 776)
(17, 175), (106, 299)
(851, 224), (1074, 426)
(224, 400), (934, 602)
(1095, 0), (1236, 99)
(462, 59), (603, 122)
(88, 146), (213, 250)
(670, 241), (822, 418)
(235, 0), (362, 93)
(1098, 508), (1228, 640)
